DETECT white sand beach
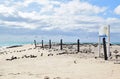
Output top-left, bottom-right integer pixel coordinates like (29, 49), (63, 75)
(0, 44), (120, 79)
(1, 0), (120, 79)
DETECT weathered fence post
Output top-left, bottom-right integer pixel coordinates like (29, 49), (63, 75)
(49, 40), (51, 49)
(103, 38), (108, 60)
(34, 40), (37, 48)
(42, 40), (44, 48)
(60, 39), (63, 50)
(77, 39), (80, 52)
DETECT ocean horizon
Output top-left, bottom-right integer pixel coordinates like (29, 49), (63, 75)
(0, 41), (33, 47)
(0, 41), (120, 47)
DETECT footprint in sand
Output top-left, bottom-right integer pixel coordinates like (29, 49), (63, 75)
(0, 75), (3, 77)
(53, 77), (62, 79)
(44, 76), (50, 79)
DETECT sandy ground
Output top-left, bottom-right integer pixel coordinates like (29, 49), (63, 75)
(0, 44), (120, 79)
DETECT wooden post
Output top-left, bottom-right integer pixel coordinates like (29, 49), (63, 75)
(49, 40), (51, 49)
(34, 40), (37, 48)
(77, 39), (80, 52)
(107, 25), (111, 57)
(98, 36), (101, 57)
(103, 38), (108, 60)
(60, 39), (63, 50)
(42, 40), (44, 48)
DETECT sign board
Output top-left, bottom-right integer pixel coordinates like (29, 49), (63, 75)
(98, 25), (111, 58)
(99, 26), (109, 37)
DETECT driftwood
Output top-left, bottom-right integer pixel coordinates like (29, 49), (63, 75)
(6, 55), (37, 61)
(7, 45), (22, 48)
(6, 56), (17, 61)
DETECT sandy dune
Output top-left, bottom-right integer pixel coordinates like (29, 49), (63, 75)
(0, 44), (120, 79)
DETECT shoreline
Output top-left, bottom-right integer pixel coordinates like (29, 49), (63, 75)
(1, 41), (120, 48)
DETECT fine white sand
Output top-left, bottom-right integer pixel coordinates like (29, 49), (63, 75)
(0, 44), (120, 79)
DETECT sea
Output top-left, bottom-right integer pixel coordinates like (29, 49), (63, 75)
(0, 41), (71, 47)
(0, 41), (119, 48)
(0, 41), (33, 47)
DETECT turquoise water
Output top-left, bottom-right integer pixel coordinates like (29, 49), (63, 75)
(0, 41), (33, 47)
(0, 41), (54, 47)
(0, 41), (119, 47)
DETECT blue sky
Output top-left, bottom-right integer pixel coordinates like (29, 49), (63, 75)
(0, 0), (120, 43)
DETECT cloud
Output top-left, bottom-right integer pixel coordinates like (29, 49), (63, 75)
(114, 5), (120, 15)
(18, 11), (39, 20)
(54, 0), (106, 15)
(106, 18), (120, 32)
(0, 0), (120, 33)
(0, 20), (38, 29)
(42, 15), (105, 32)
(16, 0), (106, 31)
(0, 4), (15, 16)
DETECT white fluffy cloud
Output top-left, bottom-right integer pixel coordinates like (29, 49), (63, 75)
(0, 0), (120, 33)
(42, 15), (105, 32)
(54, 0), (106, 15)
(0, 20), (38, 29)
(106, 18), (120, 32)
(0, 4), (15, 16)
(114, 5), (120, 15)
